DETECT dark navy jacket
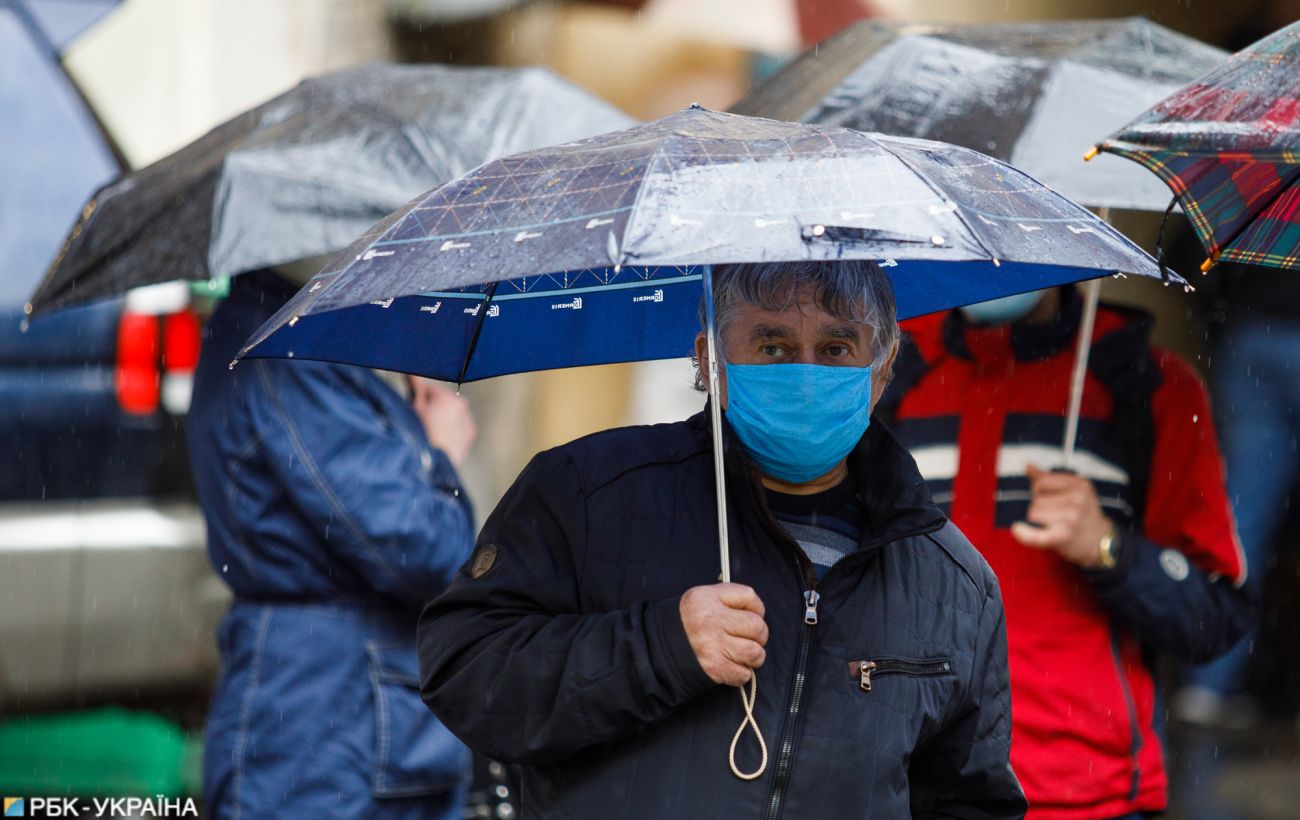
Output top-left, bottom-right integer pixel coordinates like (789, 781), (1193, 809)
(418, 412), (1027, 819)
(190, 272), (475, 818)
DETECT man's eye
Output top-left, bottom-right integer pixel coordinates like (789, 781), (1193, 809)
(760, 345), (788, 358)
(826, 344), (851, 357)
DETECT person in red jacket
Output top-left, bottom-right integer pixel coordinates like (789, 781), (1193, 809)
(882, 284), (1255, 819)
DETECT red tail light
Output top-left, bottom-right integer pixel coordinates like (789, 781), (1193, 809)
(162, 309), (201, 415)
(116, 311), (160, 415)
(163, 310), (200, 371)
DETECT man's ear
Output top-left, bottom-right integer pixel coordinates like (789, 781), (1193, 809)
(694, 332), (709, 391)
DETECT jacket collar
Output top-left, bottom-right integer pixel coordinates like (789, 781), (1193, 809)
(942, 285), (1082, 368)
(937, 285), (1163, 397)
(687, 405), (947, 549)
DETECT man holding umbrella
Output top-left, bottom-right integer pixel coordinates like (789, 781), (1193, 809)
(417, 259), (1028, 818)
(881, 285), (1254, 818)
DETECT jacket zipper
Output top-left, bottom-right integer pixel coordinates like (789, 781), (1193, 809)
(850, 658), (952, 692)
(763, 559), (818, 820)
(1108, 632), (1143, 800)
(742, 462), (946, 820)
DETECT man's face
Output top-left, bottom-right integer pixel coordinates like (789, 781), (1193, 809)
(695, 284), (895, 409)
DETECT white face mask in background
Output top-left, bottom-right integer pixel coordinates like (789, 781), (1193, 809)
(959, 290), (1044, 325)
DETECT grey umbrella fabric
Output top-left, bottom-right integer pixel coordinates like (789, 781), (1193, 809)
(732, 17), (1227, 211)
(28, 62), (633, 315)
(235, 107), (1171, 382)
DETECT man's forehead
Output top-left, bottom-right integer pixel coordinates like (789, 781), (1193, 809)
(748, 321), (862, 340)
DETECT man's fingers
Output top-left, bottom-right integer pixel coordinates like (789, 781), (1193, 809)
(722, 637), (767, 670)
(715, 583), (766, 617)
(1010, 520), (1066, 548)
(721, 610), (769, 645)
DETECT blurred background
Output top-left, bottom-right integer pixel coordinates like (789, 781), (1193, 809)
(1, 0), (1297, 816)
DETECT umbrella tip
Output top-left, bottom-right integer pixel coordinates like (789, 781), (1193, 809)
(23, 302), (32, 316)
(688, 102), (703, 110)
(1200, 256), (1217, 273)
(228, 359), (239, 371)
(1083, 146), (1100, 162)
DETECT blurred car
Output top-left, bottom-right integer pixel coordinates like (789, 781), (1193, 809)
(0, 282), (226, 711)
(0, 0), (227, 713)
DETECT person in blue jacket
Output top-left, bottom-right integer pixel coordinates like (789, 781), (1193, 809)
(189, 269), (478, 819)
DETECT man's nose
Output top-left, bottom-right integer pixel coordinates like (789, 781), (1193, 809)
(794, 348), (818, 365)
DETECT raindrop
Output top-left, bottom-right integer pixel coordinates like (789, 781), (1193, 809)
(931, 236), (945, 246)
(222, 564), (229, 573)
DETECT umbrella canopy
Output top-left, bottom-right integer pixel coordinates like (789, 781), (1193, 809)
(1092, 20), (1300, 272)
(1, 0), (120, 310)
(236, 106), (1171, 382)
(26, 62), (633, 315)
(732, 17), (1227, 212)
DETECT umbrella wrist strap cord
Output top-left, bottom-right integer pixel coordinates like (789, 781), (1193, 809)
(729, 673), (768, 780)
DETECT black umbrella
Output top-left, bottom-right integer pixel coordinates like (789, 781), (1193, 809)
(27, 62), (633, 316)
(733, 17), (1226, 212)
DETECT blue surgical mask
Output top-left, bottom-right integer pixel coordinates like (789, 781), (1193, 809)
(959, 291), (1041, 325)
(724, 363), (873, 483)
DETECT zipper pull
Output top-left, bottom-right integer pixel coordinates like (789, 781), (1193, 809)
(858, 660), (876, 692)
(803, 590), (820, 625)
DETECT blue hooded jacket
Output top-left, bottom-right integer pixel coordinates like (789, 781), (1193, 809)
(189, 271), (475, 818)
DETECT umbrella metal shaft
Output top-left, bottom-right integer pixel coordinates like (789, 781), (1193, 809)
(1062, 208), (1109, 469)
(701, 265), (732, 582)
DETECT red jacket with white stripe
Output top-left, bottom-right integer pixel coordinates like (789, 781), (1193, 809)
(886, 288), (1253, 819)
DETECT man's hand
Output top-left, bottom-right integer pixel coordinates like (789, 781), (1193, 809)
(1010, 464), (1115, 568)
(410, 377), (477, 467)
(679, 583), (769, 686)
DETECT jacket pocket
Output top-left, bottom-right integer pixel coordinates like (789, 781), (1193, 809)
(848, 657), (952, 692)
(367, 642), (469, 799)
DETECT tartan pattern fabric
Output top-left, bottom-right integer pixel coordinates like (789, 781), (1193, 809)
(1098, 21), (1300, 270)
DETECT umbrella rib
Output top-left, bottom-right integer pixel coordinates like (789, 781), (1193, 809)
(454, 280), (499, 386)
(610, 138), (674, 269)
(869, 137), (1001, 264)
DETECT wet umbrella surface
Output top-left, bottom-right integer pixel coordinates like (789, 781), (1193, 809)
(733, 17), (1227, 211)
(26, 62), (633, 315)
(1093, 20), (1300, 272)
(236, 106), (1173, 382)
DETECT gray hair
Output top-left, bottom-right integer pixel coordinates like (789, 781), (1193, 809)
(694, 259), (900, 390)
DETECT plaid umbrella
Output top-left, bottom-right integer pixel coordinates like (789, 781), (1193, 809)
(1090, 20), (1300, 272)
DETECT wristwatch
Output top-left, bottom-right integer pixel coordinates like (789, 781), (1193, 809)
(1096, 525), (1120, 570)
